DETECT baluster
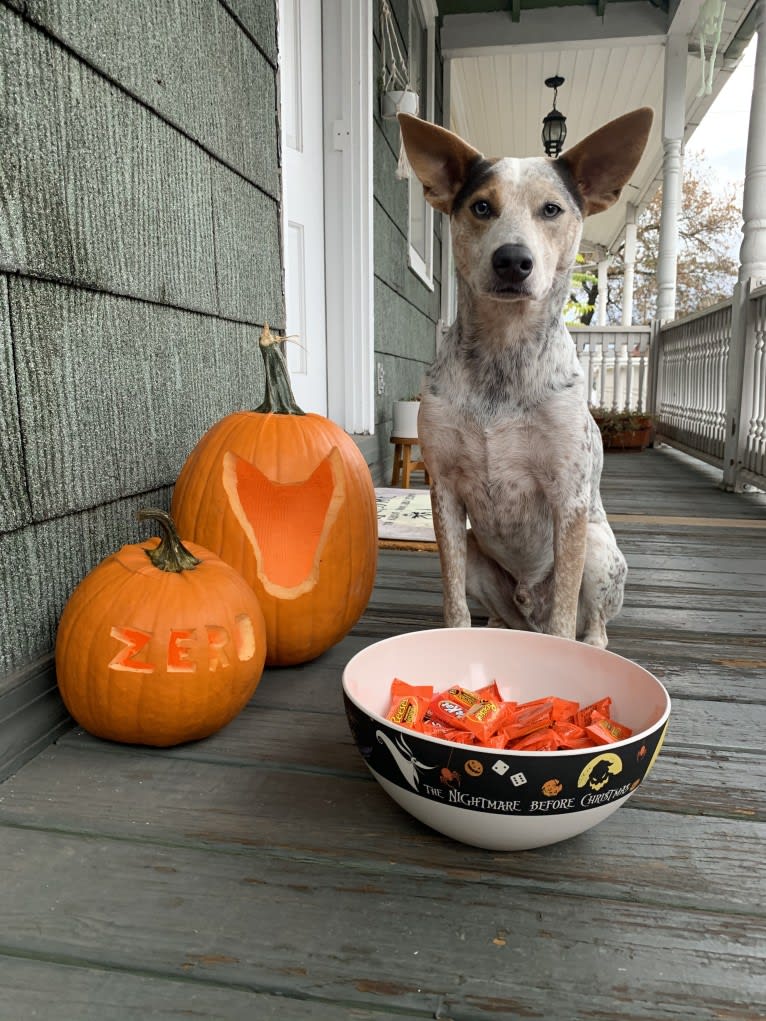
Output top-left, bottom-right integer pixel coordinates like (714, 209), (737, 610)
(613, 336), (622, 411)
(750, 311), (766, 474)
(625, 335), (634, 411)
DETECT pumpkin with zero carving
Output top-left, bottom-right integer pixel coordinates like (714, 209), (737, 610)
(55, 509), (267, 746)
(171, 326), (377, 666)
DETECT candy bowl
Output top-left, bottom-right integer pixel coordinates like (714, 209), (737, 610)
(342, 628), (670, 851)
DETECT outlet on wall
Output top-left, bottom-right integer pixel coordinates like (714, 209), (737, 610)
(376, 362), (386, 396)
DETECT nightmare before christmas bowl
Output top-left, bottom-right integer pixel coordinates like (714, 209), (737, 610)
(342, 628), (670, 851)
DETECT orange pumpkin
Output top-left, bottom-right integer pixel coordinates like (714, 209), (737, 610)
(55, 509), (267, 746)
(171, 325), (377, 666)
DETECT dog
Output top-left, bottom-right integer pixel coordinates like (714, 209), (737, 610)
(397, 108), (653, 648)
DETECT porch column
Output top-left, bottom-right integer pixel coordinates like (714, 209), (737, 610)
(596, 258), (610, 325)
(622, 204), (637, 326)
(656, 34), (687, 323)
(722, 0), (766, 488)
(739, 0), (766, 284)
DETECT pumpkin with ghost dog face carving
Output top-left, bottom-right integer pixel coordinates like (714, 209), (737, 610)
(55, 509), (267, 747)
(171, 326), (377, 666)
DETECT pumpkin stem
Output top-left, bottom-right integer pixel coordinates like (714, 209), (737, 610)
(254, 323), (305, 416)
(137, 508), (201, 573)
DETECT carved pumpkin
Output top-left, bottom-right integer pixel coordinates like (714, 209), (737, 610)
(171, 326), (377, 666)
(55, 509), (267, 746)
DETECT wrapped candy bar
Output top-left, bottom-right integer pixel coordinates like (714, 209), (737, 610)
(575, 697), (612, 729)
(508, 727), (560, 751)
(385, 680), (432, 730)
(502, 699), (554, 742)
(553, 720), (592, 749)
(385, 678), (631, 751)
(428, 685), (484, 727)
(461, 697), (513, 744)
(586, 717), (633, 745)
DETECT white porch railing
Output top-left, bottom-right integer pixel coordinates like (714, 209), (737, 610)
(742, 284), (766, 485)
(570, 289), (766, 493)
(576, 283), (766, 490)
(649, 298), (732, 466)
(644, 283), (766, 491)
(571, 326), (652, 412)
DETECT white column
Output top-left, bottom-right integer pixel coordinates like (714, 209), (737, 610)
(656, 34), (687, 323)
(622, 204), (638, 325)
(739, 0), (766, 283)
(723, 0), (766, 488)
(596, 259), (610, 325)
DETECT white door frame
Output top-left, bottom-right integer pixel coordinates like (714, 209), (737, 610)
(278, 0), (328, 415)
(322, 0), (375, 435)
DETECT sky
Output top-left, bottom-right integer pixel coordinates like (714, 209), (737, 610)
(686, 36), (757, 199)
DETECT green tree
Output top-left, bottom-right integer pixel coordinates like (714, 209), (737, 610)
(568, 153), (741, 325)
(564, 254), (597, 325)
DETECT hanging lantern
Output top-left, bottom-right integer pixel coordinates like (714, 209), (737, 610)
(542, 75), (567, 158)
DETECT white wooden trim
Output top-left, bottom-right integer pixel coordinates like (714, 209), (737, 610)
(441, 5), (666, 57)
(656, 33), (687, 323)
(323, 0), (375, 434)
(439, 56), (456, 338)
(667, 0), (707, 37)
(739, 0), (766, 284)
(596, 259), (610, 327)
(622, 204), (637, 327)
(407, 0), (436, 289)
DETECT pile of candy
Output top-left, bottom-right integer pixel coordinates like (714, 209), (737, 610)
(385, 679), (633, 751)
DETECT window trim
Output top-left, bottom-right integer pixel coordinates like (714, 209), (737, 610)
(407, 0), (438, 290)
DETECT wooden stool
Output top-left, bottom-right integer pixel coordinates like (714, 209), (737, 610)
(390, 436), (429, 488)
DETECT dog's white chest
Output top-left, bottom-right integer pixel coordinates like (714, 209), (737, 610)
(423, 402), (593, 582)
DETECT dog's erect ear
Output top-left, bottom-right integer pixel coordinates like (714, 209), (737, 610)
(398, 114), (483, 214)
(558, 108), (653, 217)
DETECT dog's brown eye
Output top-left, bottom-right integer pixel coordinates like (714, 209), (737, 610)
(542, 202), (563, 219)
(471, 200), (492, 219)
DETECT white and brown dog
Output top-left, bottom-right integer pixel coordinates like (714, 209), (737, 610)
(398, 109), (653, 648)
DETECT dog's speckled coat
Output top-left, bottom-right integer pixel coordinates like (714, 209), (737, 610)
(398, 110), (653, 647)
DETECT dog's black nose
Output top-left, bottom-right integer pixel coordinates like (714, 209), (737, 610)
(492, 244), (534, 285)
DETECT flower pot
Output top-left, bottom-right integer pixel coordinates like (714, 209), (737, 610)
(381, 89), (419, 120)
(603, 427), (653, 451)
(392, 400), (420, 439)
(592, 412), (654, 452)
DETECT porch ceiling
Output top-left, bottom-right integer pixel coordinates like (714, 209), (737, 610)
(437, 0), (756, 255)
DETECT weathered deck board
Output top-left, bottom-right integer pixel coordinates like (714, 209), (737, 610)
(0, 447), (763, 1019)
(0, 955), (408, 1021)
(1, 743), (763, 903)
(0, 827), (761, 1020)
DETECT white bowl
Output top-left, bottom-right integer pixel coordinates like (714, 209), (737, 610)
(343, 628), (670, 851)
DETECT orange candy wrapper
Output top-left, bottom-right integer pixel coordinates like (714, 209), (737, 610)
(586, 717), (633, 745)
(386, 678), (633, 751)
(385, 680), (433, 729)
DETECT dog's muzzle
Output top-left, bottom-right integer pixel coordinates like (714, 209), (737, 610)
(491, 244), (534, 291)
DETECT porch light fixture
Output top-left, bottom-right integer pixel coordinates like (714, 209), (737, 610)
(542, 75), (567, 158)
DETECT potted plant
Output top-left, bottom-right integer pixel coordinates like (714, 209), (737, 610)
(591, 407), (654, 451)
(392, 394), (421, 438)
(379, 1), (419, 121)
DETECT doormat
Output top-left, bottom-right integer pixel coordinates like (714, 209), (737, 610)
(376, 488), (437, 550)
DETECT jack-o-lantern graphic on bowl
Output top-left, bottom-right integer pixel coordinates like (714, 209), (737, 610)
(542, 778), (563, 797)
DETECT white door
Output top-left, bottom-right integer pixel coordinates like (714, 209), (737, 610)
(279, 0), (328, 415)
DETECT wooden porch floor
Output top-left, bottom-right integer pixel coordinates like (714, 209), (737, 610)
(0, 447), (764, 1020)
